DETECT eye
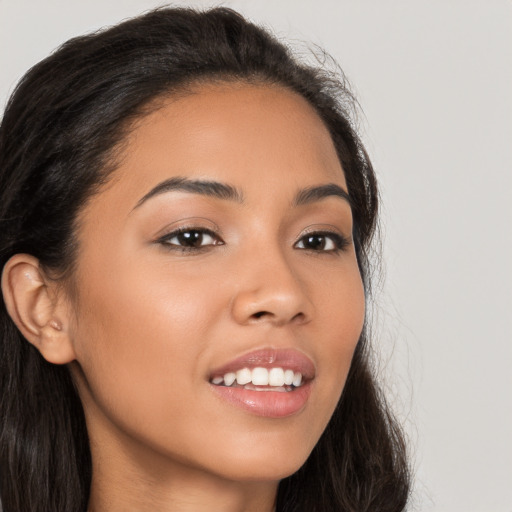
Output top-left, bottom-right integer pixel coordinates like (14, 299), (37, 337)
(294, 231), (349, 252)
(157, 228), (223, 251)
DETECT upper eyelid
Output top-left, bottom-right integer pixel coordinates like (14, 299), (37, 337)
(153, 217), (222, 240)
(299, 223), (344, 234)
(296, 225), (351, 241)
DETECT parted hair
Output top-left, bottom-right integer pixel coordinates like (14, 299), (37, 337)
(0, 7), (410, 512)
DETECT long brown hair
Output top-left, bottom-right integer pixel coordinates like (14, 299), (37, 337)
(0, 7), (410, 511)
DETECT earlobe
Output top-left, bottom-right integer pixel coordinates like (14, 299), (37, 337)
(1, 254), (77, 365)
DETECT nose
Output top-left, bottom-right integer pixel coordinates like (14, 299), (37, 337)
(230, 248), (313, 327)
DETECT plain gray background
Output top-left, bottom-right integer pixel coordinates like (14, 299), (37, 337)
(1, 1), (511, 510)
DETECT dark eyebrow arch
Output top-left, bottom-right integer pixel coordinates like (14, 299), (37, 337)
(133, 176), (244, 209)
(293, 183), (351, 207)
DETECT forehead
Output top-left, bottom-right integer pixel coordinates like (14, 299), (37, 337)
(118, 82), (346, 192)
(81, 82), (347, 225)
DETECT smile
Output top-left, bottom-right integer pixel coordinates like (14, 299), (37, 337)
(208, 348), (314, 417)
(209, 366), (304, 391)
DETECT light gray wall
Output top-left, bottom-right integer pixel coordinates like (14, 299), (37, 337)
(1, 1), (511, 510)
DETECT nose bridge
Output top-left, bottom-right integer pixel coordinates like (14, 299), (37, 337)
(230, 238), (313, 326)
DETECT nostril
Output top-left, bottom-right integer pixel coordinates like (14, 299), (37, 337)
(249, 310), (306, 324)
(291, 312), (305, 322)
(252, 311), (270, 319)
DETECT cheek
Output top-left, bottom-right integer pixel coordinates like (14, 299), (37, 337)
(76, 249), (218, 348)
(309, 264), (365, 418)
(327, 276), (365, 362)
(69, 256), (224, 431)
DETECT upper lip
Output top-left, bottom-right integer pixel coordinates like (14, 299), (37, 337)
(209, 348), (316, 380)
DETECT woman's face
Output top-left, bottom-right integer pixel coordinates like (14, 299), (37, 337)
(68, 82), (365, 482)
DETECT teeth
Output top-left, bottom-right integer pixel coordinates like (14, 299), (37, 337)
(251, 367), (269, 385)
(268, 367), (285, 387)
(214, 367), (303, 388)
(283, 369), (295, 385)
(236, 368), (252, 386)
(223, 372), (236, 386)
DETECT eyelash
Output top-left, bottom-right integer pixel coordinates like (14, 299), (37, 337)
(156, 227), (350, 254)
(156, 227), (223, 253)
(295, 231), (350, 253)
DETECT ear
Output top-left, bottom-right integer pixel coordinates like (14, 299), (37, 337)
(1, 254), (77, 364)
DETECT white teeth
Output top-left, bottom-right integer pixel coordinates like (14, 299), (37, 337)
(283, 369), (295, 386)
(236, 368), (252, 386)
(251, 367), (269, 386)
(268, 367), (285, 387)
(223, 372), (236, 386)
(213, 367), (304, 387)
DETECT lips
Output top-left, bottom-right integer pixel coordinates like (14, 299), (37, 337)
(208, 348), (315, 418)
(208, 348), (315, 380)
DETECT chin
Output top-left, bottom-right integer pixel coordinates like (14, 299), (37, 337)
(194, 433), (314, 483)
(214, 457), (307, 483)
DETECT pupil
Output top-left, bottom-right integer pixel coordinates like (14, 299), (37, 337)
(306, 235), (325, 250)
(178, 231), (202, 246)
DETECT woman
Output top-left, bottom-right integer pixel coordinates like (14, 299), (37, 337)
(0, 7), (409, 512)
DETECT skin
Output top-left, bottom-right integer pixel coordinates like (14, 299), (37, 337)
(2, 83), (365, 511)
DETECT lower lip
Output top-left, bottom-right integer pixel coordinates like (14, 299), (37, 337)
(209, 381), (312, 418)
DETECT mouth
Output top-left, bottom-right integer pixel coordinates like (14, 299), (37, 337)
(209, 366), (305, 392)
(208, 348), (315, 418)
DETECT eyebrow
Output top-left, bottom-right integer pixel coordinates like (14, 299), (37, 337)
(133, 176), (244, 209)
(293, 183), (351, 207)
(132, 177), (350, 210)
